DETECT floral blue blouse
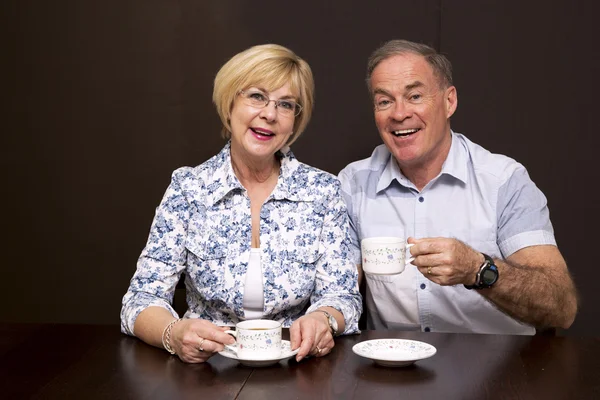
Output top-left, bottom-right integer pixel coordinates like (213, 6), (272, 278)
(121, 142), (362, 336)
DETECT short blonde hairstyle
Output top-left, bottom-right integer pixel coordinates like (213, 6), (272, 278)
(213, 44), (314, 146)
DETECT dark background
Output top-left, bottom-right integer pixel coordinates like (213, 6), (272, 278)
(3, 0), (599, 335)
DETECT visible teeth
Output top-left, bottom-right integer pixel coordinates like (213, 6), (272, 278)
(253, 128), (274, 136)
(393, 129), (418, 135)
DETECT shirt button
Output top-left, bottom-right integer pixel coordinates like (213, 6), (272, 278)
(420, 283), (426, 290)
(424, 327), (431, 332)
(418, 196), (424, 203)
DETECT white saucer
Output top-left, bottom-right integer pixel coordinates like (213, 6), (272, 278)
(352, 339), (437, 367)
(218, 340), (299, 367)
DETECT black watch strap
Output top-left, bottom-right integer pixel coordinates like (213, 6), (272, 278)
(464, 253), (498, 290)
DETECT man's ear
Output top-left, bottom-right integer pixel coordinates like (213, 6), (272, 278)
(445, 86), (458, 118)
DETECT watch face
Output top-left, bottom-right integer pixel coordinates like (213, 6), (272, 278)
(481, 268), (498, 285)
(329, 315), (339, 333)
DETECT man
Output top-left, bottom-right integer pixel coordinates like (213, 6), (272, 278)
(339, 39), (577, 334)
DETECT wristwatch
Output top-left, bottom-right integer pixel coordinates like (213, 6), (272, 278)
(464, 253), (499, 290)
(312, 310), (339, 336)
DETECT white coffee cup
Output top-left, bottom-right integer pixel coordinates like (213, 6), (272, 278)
(224, 319), (282, 359)
(361, 237), (415, 275)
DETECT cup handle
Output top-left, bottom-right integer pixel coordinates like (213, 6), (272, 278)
(405, 243), (415, 264)
(223, 329), (237, 354)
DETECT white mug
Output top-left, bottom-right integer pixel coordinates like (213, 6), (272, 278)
(224, 319), (282, 359)
(361, 237), (415, 275)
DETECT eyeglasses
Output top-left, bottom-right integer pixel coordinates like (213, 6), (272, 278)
(239, 90), (302, 117)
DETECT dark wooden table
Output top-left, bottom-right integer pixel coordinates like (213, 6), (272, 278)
(1, 324), (598, 399)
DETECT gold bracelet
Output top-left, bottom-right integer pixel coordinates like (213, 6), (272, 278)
(162, 318), (181, 355)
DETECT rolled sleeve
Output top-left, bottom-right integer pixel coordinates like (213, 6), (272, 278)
(307, 184), (362, 334)
(338, 169), (362, 266)
(499, 230), (557, 258)
(120, 170), (190, 336)
(496, 166), (556, 257)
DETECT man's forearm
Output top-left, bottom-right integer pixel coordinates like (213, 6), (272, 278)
(481, 257), (577, 329)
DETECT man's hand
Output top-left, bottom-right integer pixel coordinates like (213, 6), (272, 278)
(408, 237), (485, 286)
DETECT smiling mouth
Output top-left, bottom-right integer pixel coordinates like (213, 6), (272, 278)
(392, 128), (420, 137)
(251, 128), (275, 137)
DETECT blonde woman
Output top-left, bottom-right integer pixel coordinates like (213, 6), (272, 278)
(121, 44), (361, 364)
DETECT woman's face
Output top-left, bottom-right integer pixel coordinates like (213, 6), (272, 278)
(229, 83), (296, 163)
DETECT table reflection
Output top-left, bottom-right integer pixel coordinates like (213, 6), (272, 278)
(118, 336), (249, 399)
(2, 324), (589, 400)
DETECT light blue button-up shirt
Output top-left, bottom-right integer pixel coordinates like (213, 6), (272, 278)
(121, 142), (362, 336)
(339, 132), (555, 335)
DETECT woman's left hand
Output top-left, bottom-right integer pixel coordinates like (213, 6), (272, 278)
(289, 312), (334, 361)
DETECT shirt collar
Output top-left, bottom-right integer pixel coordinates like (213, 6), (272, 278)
(205, 142), (243, 207)
(441, 131), (469, 185)
(376, 131), (469, 193)
(271, 145), (311, 202)
(206, 142), (312, 206)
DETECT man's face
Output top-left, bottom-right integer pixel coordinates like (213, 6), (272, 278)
(370, 53), (457, 172)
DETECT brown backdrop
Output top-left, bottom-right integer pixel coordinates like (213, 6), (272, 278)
(3, 0), (599, 335)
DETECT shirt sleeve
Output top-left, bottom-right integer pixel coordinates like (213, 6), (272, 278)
(305, 180), (363, 334)
(120, 170), (191, 336)
(496, 166), (557, 257)
(338, 168), (362, 266)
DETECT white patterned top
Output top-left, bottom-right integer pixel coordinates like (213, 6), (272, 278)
(121, 142), (362, 335)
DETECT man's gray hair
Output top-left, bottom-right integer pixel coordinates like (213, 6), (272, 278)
(367, 39), (453, 91)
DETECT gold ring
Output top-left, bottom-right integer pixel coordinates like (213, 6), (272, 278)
(316, 346), (322, 354)
(427, 266), (432, 275)
(198, 338), (206, 352)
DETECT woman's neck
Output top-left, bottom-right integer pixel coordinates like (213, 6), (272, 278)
(230, 147), (279, 187)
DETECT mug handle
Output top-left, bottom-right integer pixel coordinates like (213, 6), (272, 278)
(405, 243), (415, 264)
(223, 330), (237, 354)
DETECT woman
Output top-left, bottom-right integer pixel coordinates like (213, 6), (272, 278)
(120, 44), (361, 364)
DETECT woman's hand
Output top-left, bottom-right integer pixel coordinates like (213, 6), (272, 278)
(169, 319), (235, 363)
(290, 312), (335, 362)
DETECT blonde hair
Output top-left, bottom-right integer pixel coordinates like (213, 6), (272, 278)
(213, 44), (314, 146)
